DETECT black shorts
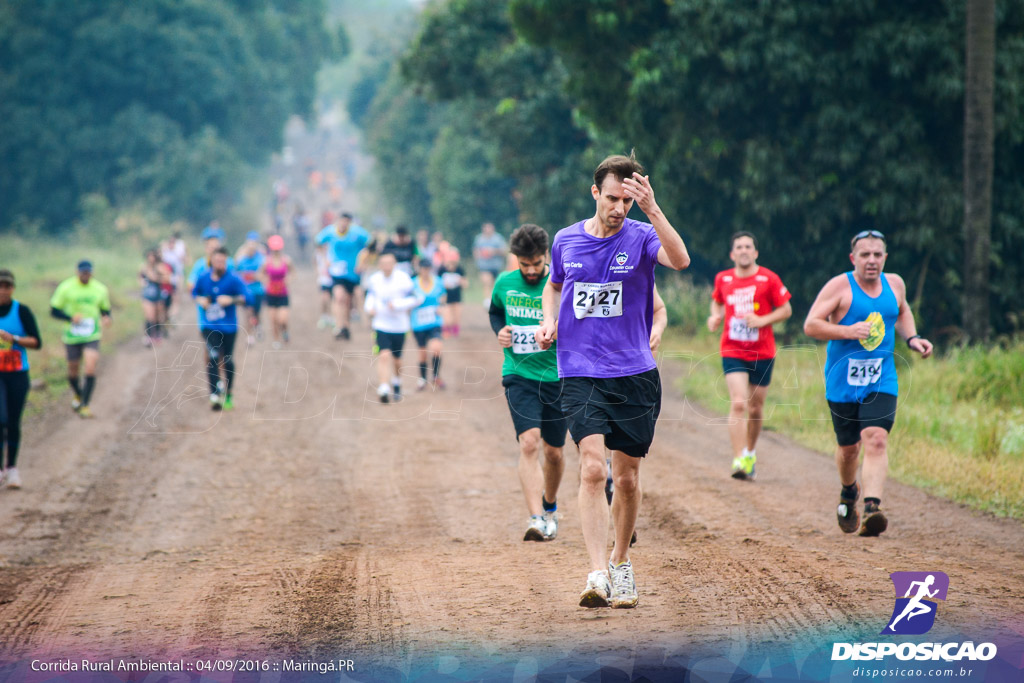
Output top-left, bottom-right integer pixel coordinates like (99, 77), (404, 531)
(375, 330), (406, 357)
(503, 374), (568, 448)
(445, 288), (462, 304)
(332, 277), (358, 295)
(65, 341), (100, 361)
(319, 282), (333, 293)
(413, 326), (442, 348)
(202, 327), (237, 356)
(561, 368), (662, 458)
(828, 392), (898, 446)
(722, 356), (775, 387)
(265, 294), (289, 308)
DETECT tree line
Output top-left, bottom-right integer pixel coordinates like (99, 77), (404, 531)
(0, 0), (344, 230)
(349, 0), (1024, 340)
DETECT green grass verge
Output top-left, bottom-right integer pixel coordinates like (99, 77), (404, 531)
(662, 326), (1024, 520)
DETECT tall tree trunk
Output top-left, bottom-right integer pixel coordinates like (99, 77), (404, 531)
(963, 0), (995, 342)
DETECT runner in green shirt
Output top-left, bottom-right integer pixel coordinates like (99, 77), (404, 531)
(50, 260), (112, 418)
(488, 224), (567, 542)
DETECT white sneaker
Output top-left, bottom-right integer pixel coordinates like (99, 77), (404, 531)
(542, 509), (558, 540)
(210, 393), (223, 411)
(579, 570), (612, 608)
(71, 397), (82, 413)
(377, 383), (390, 404)
(609, 559), (638, 608)
(524, 516), (547, 542)
(4, 467), (22, 489)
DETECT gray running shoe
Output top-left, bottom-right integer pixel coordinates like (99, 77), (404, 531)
(524, 516), (547, 542)
(837, 481), (861, 534)
(609, 560), (638, 609)
(579, 570), (611, 608)
(542, 509), (558, 540)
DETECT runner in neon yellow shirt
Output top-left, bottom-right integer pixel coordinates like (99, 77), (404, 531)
(50, 261), (112, 418)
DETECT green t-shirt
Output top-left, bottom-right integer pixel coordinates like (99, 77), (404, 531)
(492, 269), (559, 382)
(50, 276), (111, 344)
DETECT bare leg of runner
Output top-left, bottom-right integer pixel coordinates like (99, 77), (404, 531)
(609, 450), (641, 565)
(860, 427), (888, 501)
(541, 442), (565, 509)
(747, 384), (768, 452)
(578, 434), (610, 572)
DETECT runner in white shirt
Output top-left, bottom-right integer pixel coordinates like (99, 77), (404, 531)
(364, 253), (418, 403)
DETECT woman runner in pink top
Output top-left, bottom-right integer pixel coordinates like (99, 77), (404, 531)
(262, 235), (292, 348)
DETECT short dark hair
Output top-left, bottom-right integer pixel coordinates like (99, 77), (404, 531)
(509, 224), (549, 258)
(731, 231), (758, 249)
(594, 150), (645, 191)
(213, 246), (230, 257)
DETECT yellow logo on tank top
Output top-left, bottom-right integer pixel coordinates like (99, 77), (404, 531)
(860, 311), (885, 351)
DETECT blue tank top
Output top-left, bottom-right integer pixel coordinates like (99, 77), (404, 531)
(0, 301), (30, 372)
(411, 277), (445, 331)
(824, 272), (899, 402)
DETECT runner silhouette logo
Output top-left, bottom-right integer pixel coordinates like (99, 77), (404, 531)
(882, 571), (949, 635)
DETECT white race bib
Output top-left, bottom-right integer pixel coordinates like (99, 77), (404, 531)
(728, 316), (760, 342)
(328, 260), (348, 277)
(572, 281), (623, 319)
(205, 303), (226, 322)
(847, 358), (883, 386)
(414, 306), (438, 327)
(510, 324), (541, 354)
(70, 318), (96, 337)
(442, 272), (462, 289)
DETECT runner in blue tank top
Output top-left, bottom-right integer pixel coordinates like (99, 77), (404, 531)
(804, 230), (933, 537)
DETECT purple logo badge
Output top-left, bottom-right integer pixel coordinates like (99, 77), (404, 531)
(881, 571), (949, 635)
(615, 252), (628, 266)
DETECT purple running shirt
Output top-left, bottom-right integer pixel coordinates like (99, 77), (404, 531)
(550, 218), (662, 378)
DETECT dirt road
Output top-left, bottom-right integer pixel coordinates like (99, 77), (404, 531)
(1, 268), (1021, 677)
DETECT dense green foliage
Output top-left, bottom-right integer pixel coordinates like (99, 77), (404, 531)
(0, 0), (342, 230)
(346, 0), (1024, 334)
(510, 0), (1024, 334)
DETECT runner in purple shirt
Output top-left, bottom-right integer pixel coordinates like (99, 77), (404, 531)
(537, 152), (691, 610)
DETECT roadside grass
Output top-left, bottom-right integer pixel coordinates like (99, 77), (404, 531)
(660, 280), (1024, 520)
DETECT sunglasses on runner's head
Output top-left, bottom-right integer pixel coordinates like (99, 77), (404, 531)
(851, 230), (885, 249)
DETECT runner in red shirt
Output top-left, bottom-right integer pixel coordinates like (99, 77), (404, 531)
(707, 231), (792, 481)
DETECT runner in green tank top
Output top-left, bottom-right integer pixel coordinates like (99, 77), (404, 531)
(489, 224), (566, 543)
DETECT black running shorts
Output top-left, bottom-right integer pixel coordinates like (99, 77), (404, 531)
(828, 392), (898, 446)
(560, 368), (662, 458)
(502, 374), (568, 448)
(65, 340), (100, 361)
(332, 277), (358, 295)
(413, 326), (442, 348)
(375, 330), (406, 357)
(722, 356), (775, 387)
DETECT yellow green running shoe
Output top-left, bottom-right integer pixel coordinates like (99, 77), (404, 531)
(730, 453), (756, 481)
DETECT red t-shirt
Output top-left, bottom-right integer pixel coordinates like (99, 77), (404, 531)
(712, 266), (791, 361)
